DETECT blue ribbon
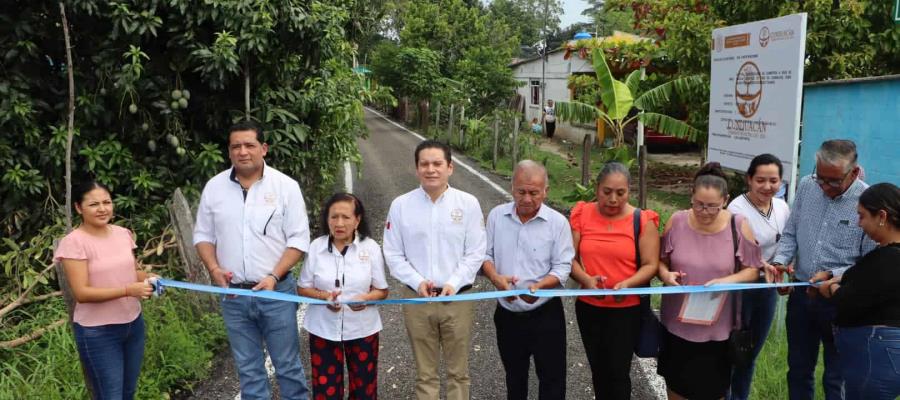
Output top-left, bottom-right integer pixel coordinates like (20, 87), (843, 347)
(157, 278), (811, 305)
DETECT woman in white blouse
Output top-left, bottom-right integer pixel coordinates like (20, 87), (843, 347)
(298, 193), (389, 400)
(726, 154), (791, 400)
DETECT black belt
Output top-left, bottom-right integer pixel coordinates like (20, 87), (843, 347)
(229, 282), (258, 289)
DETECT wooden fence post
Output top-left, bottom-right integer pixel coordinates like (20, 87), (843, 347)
(492, 115), (500, 170)
(447, 104), (455, 144)
(582, 134), (593, 186)
(639, 144), (648, 209)
(435, 102), (441, 130)
(512, 114), (520, 167)
(459, 105), (465, 147)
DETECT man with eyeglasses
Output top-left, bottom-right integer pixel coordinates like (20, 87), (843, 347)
(771, 139), (877, 400)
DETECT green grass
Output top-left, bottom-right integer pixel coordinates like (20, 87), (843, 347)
(750, 299), (827, 400)
(0, 291), (227, 399)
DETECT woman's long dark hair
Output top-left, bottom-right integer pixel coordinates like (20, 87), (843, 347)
(318, 193), (370, 240)
(859, 183), (900, 230)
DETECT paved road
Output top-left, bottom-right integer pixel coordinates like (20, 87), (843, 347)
(185, 109), (664, 399)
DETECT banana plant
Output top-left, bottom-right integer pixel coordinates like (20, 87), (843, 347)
(555, 48), (705, 147)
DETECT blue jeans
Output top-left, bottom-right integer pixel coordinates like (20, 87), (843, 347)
(73, 313), (145, 400)
(727, 288), (777, 400)
(786, 290), (844, 400)
(835, 326), (900, 400)
(222, 277), (308, 400)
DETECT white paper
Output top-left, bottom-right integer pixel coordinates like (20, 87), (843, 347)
(678, 292), (728, 325)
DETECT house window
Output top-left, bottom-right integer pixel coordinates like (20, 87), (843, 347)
(530, 80), (541, 105)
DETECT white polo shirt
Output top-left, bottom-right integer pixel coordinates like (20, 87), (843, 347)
(485, 202), (575, 312)
(193, 164), (310, 284)
(298, 235), (388, 341)
(728, 194), (790, 262)
(383, 186), (486, 292)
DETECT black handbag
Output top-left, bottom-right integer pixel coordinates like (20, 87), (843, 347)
(633, 208), (663, 358)
(727, 214), (754, 368)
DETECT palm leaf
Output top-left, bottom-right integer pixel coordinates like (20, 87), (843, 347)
(638, 112), (704, 142)
(625, 70), (642, 97)
(554, 100), (605, 125)
(634, 75), (706, 111)
(590, 48), (633, 120)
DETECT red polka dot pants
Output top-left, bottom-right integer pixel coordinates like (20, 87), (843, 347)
(309, 332), (379, 400)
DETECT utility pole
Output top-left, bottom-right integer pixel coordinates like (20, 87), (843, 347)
(541, 0), (549, 116)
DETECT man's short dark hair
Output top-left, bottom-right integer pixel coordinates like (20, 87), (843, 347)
(228, 120), (265, 144)
(414, 140), (451, 165)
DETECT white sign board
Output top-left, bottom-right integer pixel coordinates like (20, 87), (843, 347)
(708, 13), (807, 187)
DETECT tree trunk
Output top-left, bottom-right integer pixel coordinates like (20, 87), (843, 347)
(59, 3), (93, 396)
(244, 59), (251, 119)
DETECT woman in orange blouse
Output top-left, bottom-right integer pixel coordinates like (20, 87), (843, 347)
(569, 162), (660, 399)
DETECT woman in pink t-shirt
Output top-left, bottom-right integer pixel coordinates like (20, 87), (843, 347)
(657, 163), (763, 400)
(53, 181), (154, 400)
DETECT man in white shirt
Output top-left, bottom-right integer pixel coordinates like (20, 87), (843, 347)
(383, 139), (487, 400)
(482, 160), (574, 400)
(193, 121), (310, 400)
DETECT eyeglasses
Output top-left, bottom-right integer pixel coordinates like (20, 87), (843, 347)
(812, 169), (852, 188)
(691, 202), (722, 214)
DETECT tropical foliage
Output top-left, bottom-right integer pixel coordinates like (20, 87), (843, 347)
(555, 48), (704, 147)
(1, 0), (384, 396)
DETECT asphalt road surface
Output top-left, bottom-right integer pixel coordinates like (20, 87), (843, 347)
(185, 109), (664, 400)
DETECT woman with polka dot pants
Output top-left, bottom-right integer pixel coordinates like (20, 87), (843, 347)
(298, 193), (389, 400)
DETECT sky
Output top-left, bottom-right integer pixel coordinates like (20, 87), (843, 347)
(559, 0), (591, 28)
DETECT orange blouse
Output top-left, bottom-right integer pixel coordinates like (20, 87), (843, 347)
(570, 201), (659, 308)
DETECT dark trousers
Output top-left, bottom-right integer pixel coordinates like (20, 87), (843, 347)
(494, 297), (566, 400)
(309, 332), (379, 400)
(73, 314), (145, 400)
(786, 289), (844, 400)
(545, 121), (556, 138)
(576, 301), (641, 400)
(728, 288), (778, 400)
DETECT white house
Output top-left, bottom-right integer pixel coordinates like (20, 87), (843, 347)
(509, 48), (596, 144)
(510, 32), (650, 145)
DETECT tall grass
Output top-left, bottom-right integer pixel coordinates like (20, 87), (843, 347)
(0, 291), (226, 399)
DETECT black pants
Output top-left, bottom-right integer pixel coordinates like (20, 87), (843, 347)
(545, 121), (556, 138)
(576, 301), (641, 400)
(494, 297), (566, 400)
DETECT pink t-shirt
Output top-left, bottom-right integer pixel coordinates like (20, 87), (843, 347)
(54, 225), (141, 327)
(660, 211), (762, 342)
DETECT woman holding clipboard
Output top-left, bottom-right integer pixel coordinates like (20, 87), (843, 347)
(657, 163), (763, 400)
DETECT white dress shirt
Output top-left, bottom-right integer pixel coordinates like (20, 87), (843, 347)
(727, 194), (791, 262)
(299, 235), (388, 341)
(193, 164), (310, 284)
(485, 202), (574, 312)
(383, 186), (487, 292)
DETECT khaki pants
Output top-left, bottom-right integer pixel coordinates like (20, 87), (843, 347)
(401, 286), (475, 400)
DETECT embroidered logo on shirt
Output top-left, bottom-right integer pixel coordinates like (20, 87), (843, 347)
(264, 192), (277, 205)
(450, 209), (463, 224)
(358, 249), (370, 262)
